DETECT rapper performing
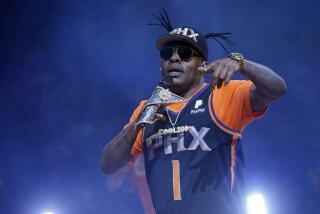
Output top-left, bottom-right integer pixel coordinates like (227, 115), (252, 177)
(100, 9), (287, 214)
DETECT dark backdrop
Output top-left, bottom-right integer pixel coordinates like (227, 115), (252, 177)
(1, 0), (319, 213)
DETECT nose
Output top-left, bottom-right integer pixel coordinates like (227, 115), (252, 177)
(169, 49), (181, 63)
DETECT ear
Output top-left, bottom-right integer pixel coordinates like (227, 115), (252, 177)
(203, 61), (208, 67)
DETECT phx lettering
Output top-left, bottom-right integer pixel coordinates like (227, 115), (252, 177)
(170, 28), (199, 42)
(146, 126), (211, 161)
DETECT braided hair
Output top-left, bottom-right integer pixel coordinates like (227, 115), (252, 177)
(148, 7), (234, 54)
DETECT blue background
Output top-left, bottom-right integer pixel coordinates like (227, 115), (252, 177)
(1, 0), (319, 213)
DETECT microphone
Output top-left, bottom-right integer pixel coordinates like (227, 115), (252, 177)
(135, 76), (173, 128)
(158, 75), (173, 90)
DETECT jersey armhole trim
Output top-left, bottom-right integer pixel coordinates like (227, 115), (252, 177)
(208, 92), (242, 138)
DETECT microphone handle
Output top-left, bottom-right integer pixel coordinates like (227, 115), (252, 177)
(136, 104), (160, 128)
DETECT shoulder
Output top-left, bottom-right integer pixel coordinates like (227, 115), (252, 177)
(129, 100), (147, 122)
(212, 80), (257, 132)
(135, 100), (147, 113)
(214, 80), (253, 93)
(212, 80), (253, 106)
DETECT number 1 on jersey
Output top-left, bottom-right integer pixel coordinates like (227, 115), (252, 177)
(172, 160), (182, 200)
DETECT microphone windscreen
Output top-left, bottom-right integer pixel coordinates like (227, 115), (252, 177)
(158, 76), (173, 89)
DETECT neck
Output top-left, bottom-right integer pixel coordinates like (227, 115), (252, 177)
(171, 78), (205, 98)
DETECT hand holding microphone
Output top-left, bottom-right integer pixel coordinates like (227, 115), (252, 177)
(135, 76), (173, 129)
(135, 76), (188, 129)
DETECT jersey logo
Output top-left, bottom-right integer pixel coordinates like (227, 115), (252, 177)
(146, 126), (211, 160)
(194, 100), (203, 109)
(191, 99), (205, 114)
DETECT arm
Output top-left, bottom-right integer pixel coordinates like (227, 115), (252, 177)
(200, 56), (287, 111)
(100, 100), (163, 175)
(240, 59), (287, 111)
(100, 123), (140, 175)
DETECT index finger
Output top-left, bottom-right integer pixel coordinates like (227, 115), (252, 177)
(203, 65), (215, 73)
(198, 66), (214, 73)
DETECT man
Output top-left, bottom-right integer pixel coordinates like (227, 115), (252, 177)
(100, 11), (286, 214)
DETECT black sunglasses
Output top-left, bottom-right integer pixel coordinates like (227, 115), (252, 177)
(160, 46), (200, 61)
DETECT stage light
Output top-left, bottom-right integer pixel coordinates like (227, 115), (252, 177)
(247, 193), (267, 214)
(43, 211), (54, 214)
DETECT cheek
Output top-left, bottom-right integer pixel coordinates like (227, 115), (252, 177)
(190, 62), (202, 74)
(182, 65), (202, 82)
(185, 65), (199, 76)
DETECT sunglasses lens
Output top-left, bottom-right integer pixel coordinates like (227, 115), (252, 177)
(160, 47), (174, 60)
(178, 47), (193, 60)
(160, 46), (196, 61)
